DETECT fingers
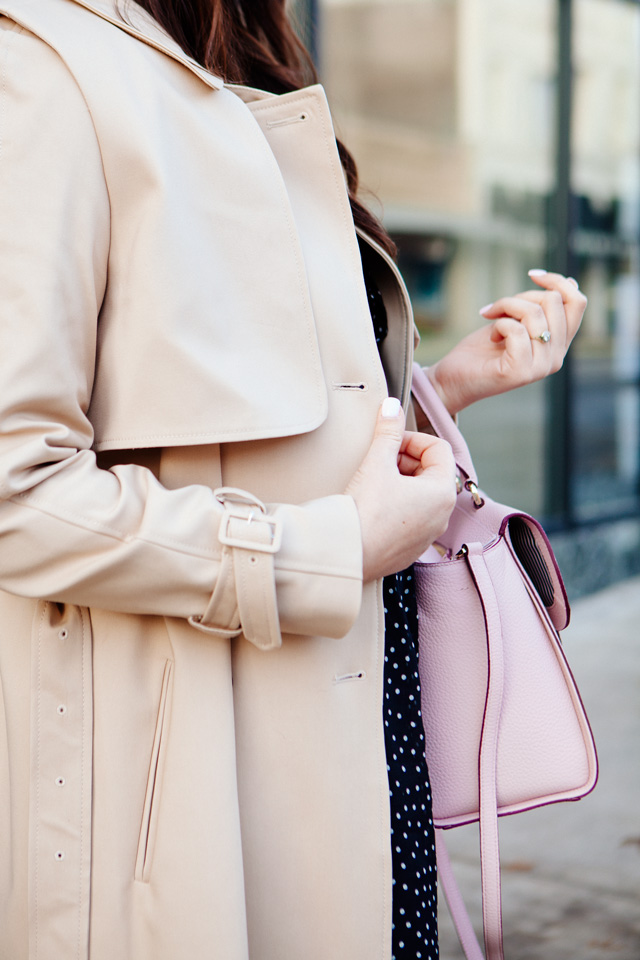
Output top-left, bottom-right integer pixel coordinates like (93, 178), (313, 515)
(487, 310), (558, 377)
(483, 293), (563, 346)
(371, 399), (455, 478)
(527, 269), (587, 340)
(374, 397), (456, 480)
(371, 397), (406, 460)
(481, 295), (549, 327)
(528, 268), (586, 307)
(480, 270), (586, 327)
(498, 313), (559, 373)
(523, 269), (586, 342)
(397, 450), (420, 475)
(346, 401), (458, 581)
(399, 429), (456, 476)
(479, 269), (587, 372)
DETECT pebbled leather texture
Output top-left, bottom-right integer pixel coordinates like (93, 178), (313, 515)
(415, 532), (595, 824)
(411, 363), (596, 825)
(411, 364), (598, 960)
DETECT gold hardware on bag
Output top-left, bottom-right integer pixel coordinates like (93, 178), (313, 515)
(465, 480), (485, 509)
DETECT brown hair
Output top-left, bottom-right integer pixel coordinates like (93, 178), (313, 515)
(124, 0), (396, 257)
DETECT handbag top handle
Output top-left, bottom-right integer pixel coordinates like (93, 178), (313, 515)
(411, 363), (477, 484)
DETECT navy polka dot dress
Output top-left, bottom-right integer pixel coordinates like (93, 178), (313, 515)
(383, 570), (439, 960)
(363, 256), (439, 959)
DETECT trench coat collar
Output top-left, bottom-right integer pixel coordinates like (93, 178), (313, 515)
(66, 0), (224, 89)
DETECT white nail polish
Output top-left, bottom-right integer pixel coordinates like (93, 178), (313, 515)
(381, 397), (401, 418)
(479, 303), (494, 314)
(528, 268), (547, 277)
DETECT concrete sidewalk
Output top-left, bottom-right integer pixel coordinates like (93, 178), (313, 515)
(437, 575), (640, 960)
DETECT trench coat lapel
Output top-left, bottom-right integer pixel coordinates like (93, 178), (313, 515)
(66, 0), (224, 89)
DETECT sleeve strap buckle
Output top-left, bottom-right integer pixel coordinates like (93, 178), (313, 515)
(215, 488), (282, 554)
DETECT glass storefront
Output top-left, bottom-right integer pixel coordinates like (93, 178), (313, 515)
(571, 0), (640, 522)
(298, 0), (640, 529)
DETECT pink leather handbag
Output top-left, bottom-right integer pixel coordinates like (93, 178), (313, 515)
(411, 364), (598, 960)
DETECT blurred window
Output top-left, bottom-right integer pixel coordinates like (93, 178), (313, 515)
(315, 0), (640, 525)
(571, 0), (640, 521)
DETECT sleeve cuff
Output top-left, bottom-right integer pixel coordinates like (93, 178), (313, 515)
(192, 492), (363, 647)
(272, 494), (363, 639)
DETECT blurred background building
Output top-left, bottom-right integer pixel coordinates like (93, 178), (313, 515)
(293, 0), (640, 596)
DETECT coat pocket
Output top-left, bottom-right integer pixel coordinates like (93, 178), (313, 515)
(134, 659), (174, 883)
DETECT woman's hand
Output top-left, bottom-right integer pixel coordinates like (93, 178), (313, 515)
(346, 398), (457, 583)
(428, 270), (588, 416)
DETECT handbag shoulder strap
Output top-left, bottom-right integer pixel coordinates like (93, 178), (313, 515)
(467, 543), (506, 960)
(411, 363), (478, 485)
(435, 542), (508, 960)
(435, 832), (486, 960)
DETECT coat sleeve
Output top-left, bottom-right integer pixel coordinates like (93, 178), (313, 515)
(0, 20), (363, 646)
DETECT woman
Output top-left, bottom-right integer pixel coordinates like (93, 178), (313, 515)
(0, 1), (586, 958)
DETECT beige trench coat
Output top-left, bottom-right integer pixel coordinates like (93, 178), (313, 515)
(0, 1), (419, 958)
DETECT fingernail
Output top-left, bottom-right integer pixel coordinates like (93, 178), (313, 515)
(567, 277), (579, 288)
(381, 397), (401, 418)
(528, 268), (547, 277)
(479, 303), (494, 314)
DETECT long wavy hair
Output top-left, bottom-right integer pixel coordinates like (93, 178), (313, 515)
(125, 0), (396, 257)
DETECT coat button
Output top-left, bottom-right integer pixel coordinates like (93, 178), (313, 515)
(57, 704), (67, 716)
(55, 777), (66, 787)
(54, 851), (65, 861)
(58, 628), (69, 640)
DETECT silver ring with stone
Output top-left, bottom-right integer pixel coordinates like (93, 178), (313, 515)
(532, 330), (551, 343)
